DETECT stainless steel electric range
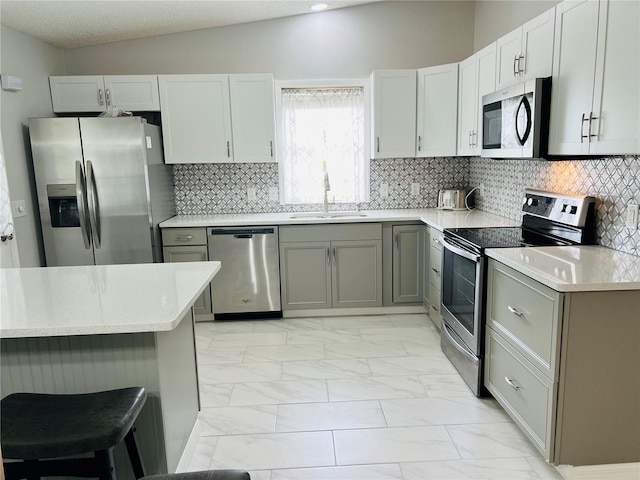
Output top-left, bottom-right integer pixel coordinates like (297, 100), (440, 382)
(439, 189), (596, 396)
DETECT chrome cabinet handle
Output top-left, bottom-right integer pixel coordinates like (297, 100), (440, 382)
(332, 247), (336, 265)
(505, 376), (520, 391)
(270, 141), (273, 157)
(513, 54), (519, 76)
(227, 141), (231, 157)
(175, 235), (193, 242)
(588, 112), (598, 141)
(418, 135), (422, 152)
(376, 137), (380, 153)
(327, 247), (330, 265)
(517, 54), (525, 74)
(433, 238), (441, 245)
(105, 88), (111, 107)
(507, 305), (524, 317)
(580, 113), (590, 143)
(432, 267), (440, 275)
(468, 130), (472, 147)
(472, 131), (477, 146)
(98, 88), (104, 106)
(395, 232), (399, 249)
(432, 305), (438, 312)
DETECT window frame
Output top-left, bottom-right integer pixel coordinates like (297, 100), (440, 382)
(274, 78), (371, 205)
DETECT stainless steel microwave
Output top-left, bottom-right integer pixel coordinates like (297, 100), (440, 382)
(481, 77), (551, 159)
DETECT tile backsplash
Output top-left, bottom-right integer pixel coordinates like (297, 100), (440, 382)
(173, 155), (639, 255)
(470, 156), (639, 256)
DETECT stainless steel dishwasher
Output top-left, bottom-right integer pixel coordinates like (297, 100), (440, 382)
(207, 226), (282, 319)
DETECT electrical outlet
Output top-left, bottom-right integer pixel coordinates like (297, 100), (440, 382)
(625, 203), (639, 230)
(247, 187), (257, 202)
(11, 200), (27, 218)
(411, 183), (420, 196)
(380, 183), (389, 198)
(268, 186), (279, 202)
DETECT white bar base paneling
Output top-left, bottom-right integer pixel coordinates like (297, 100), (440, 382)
(283, 305), (427, 318)
(557, 463), (640, 480)
(175, 418), (202, 473)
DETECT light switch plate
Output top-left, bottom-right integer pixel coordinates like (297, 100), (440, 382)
(11, 200), (27, 218)
(247, 187), (257, 202)
(268, 186), (279, 201)
(411, 183), (420, 196)
(625, 203), (639, 229)
(380, 183), (389, 198)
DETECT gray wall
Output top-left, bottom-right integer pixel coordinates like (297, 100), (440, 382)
(1, 25), (65, 266)
(473, 0), (562, 51)
(63, 1), (475, 78)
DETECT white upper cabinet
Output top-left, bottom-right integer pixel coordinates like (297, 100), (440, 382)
(416, 63), (459, 157)
(495, 8), (555, 90)
(49, 75), (160, 113)
(457, 43), (496, 156)
(549, 0), (639, 155)
(229, 74), (276, 163)
(371, 70), (417, 159)
(158, 74), (233, 164)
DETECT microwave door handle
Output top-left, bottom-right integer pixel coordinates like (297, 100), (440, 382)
(86, 160), (101, 249)
(515, 96), (532, 146)
(75, 161), (91, 249)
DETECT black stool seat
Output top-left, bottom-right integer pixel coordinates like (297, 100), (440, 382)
(142, 471), (250, 480)
(1, 387), (147, 480)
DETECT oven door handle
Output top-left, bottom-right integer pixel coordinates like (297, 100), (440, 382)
(442, 321), (478, 364)
(440, 236), (481, 262)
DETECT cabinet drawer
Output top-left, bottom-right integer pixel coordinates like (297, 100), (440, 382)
(429, 244), (442, 287)
(428, 282), (441, 315)
(487, 260), (562, 375)
(485, 329), (554, 458)
(430, 232), (443, 251)
(162, 228), (207, 246)
(280, 223), (382, 242)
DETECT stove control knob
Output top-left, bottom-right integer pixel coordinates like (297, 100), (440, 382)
(523, 197), (528, 205)
(527, 198), (538, 207)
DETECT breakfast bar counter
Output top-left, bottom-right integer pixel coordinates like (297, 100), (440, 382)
(0, 262), (221, 478)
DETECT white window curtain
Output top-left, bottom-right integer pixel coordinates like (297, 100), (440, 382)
(280, 87), (367, 205)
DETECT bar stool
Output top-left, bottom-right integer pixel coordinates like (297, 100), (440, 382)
(1, 387), (147, 480)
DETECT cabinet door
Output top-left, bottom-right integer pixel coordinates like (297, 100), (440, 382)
(475, 43), (497, 156)
(548, 0), (600, 155)
(280, 242), (332, 309)
(590, 0), (640, 155)
(229, 74), (276, 163)
(158, 74), (233, 164)
(416, 64), (459, 157)
(104, 75), (160, 111)
(496, 27), (524, 90)
(49, 76), (106, 113)
(162, 246), (212, 316)
(371, 70), (417, 159)
(392, 225), (423, 304)
(456, 55), (478, 156)
(519, 8), (555, 82)
(332, 240), (382, 308)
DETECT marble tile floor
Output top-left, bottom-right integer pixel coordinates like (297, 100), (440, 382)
(183, 313), (563, 480)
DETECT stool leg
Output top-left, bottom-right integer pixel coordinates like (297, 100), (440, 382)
(124, 427), (145, 479)
(95, 449), (115, 480)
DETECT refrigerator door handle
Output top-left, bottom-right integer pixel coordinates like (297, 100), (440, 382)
(86, 160), (101, 249)
(75, 161), (92, 249)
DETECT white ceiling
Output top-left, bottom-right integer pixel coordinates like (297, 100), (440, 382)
(0, 0), (383, 49)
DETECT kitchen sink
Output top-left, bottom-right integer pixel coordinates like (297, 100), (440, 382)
(289, 211), (367, 219)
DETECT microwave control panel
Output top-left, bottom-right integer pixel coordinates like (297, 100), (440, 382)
(522, 189), (595, 227)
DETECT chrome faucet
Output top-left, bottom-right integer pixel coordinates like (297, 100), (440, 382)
(322, 170), (331, 213)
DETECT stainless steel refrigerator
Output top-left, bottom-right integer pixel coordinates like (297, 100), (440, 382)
(29, 117), (175, 266)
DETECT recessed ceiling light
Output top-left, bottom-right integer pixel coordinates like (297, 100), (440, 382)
(310, 3), (329, 11)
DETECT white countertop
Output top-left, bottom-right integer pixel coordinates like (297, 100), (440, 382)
(0, 262), (221, 339)
(486, 246), (640, 292)
(160, 208), (518, 231)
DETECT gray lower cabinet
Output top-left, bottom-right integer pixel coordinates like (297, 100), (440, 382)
(427, 227), (443, 329)
(162, 228), (213, 319)
(279, 224), (382, 310)
(485, 258), (640, 466)
(391, 224), (423, 303)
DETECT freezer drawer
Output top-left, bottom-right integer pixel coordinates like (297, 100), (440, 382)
(207, 227), (281, 317)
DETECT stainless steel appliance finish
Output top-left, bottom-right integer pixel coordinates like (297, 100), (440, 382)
(29, 117), (174, 266)
(207, 227), (282, 318)
(437, 189), (472, 211)
(440, 189), (596, 396)
(481, 77), (551, 159)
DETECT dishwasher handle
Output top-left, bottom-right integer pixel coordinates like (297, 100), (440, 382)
(208, 227), (276, 236)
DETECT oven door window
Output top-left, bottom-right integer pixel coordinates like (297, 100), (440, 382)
(442, 248), (477, 337)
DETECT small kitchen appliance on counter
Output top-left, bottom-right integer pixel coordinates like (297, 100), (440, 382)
(439, 189), (596, 396)
(437, 189), (474, 211)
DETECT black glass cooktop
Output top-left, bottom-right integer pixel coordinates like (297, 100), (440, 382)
(444, 226), (570, 252)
